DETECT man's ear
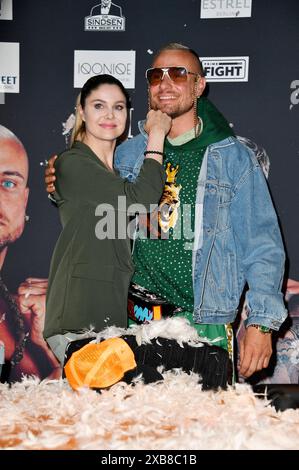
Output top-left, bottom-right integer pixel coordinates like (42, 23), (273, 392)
(24, 187), (29, 209)
(196, 76), (206, 98)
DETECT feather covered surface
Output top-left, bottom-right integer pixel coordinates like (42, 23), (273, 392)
(95, 317), (213, 346)
(1, 318), (299, 450)
(1, 373), (299, 450)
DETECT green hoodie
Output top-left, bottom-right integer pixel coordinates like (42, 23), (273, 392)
(132, 97), (234, 313)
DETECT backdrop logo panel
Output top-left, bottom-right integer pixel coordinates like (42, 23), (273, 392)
(84, 1), (125, 31)
(200, 0), (252, 18)
(74, 50), (136, 88)
(0, 0), (13, 20)
(202, 57), (249, 82)
(290, 80), (299, 110)
(0, 42), (19, 92)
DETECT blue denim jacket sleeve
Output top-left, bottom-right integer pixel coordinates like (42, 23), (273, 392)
(231, 145), (287, 329)
(114, 132), (147, 182)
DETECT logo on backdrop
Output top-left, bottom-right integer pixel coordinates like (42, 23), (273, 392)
(84, 1), (125, 32)
(290, 80), (299, 110)
(0, 0), (13, 20)
(200, 0), (252, 19)
(74, 50), (136, 88)
(0, 42), (19, 93)
(201, 57), (249, 82)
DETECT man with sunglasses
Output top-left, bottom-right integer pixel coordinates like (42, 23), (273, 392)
(45, 43), (287, 380)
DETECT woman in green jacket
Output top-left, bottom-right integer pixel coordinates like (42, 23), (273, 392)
(44, 74), (171, 364)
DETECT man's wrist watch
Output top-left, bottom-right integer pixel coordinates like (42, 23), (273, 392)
(248, 324), (273, 334)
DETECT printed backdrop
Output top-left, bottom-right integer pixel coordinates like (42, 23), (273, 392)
(0, 0), (299, 382)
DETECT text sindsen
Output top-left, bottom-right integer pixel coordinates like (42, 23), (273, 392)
(85, 15), (125, 31)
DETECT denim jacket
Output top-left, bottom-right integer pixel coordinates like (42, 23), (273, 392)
(114, 121), (288, 330)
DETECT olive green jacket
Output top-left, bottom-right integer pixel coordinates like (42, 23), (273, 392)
(44, 141), (165, 338)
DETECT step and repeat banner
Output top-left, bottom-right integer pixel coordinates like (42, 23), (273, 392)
(0, 0), (298, 382)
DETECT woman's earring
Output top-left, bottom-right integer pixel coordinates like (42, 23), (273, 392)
(25, 215), (30, 222)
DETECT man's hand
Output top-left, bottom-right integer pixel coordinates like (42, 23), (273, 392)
(239, 326), (272, 378)
(18, 277), (48, 296)
(17, 278), (48, 346)
(45, 155), (57, 193)
(13, 278), (62, 375)
(286, 278), (299, 295)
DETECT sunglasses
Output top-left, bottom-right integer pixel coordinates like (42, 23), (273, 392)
(145, 66), (199, 86)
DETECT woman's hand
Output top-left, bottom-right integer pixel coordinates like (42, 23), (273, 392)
(144, 110), (172, 164)
(144, 110), (172, 138)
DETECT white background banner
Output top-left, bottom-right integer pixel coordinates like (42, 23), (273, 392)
(201, 56), (249, 82)
(0, 0), (13, 20)
(74, 50), (136, 89)
(200, 0), (252, 18)
(0, 42), (19, 92)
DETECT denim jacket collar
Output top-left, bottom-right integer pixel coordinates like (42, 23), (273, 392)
(138, 120), (147, 137)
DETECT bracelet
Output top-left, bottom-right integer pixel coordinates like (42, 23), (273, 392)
(248, 324), (273, 334)
(144, 150), (165, 157)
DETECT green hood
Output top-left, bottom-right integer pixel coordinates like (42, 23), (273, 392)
(165, 96), (235, 151)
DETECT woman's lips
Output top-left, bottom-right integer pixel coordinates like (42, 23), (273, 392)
(100, 124), (117, 129)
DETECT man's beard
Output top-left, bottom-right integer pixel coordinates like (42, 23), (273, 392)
(0, 225), (25, 250)
(150, 100), (193, 119)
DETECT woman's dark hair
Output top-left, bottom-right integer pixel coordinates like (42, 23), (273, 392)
(80, 74), (131, 109)
(71, 74), (131, 145)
